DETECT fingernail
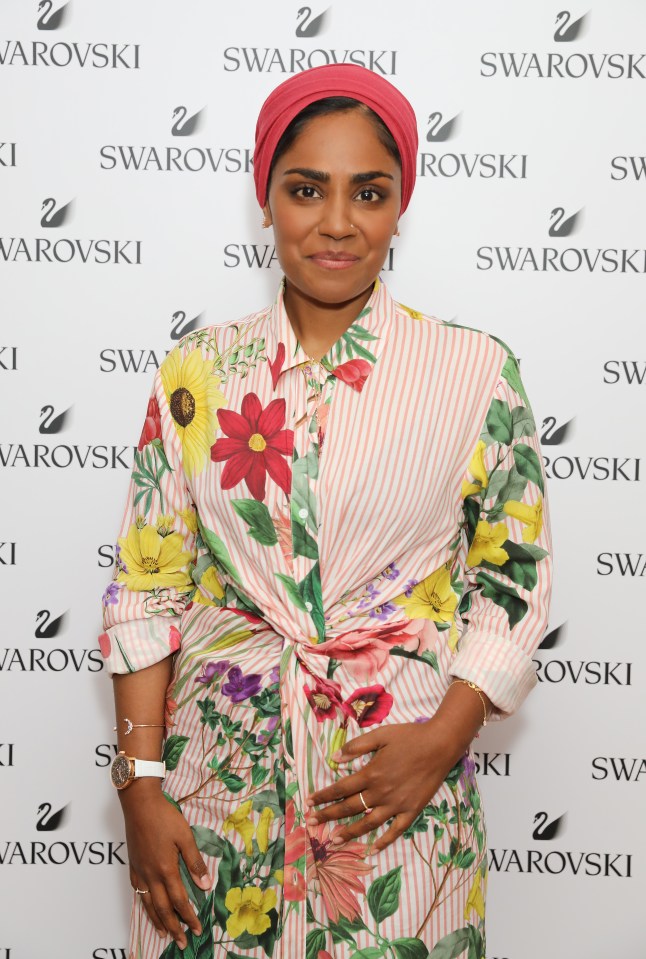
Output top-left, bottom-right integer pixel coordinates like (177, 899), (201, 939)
(331, 750), (342, 761)
(331, 835), (344, 845)
(306, 816), (318, 827)
(198, 874), (212, 889)
(305, 796), (314, 807)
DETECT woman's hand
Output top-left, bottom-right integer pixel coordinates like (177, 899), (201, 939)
(120, 782), (212, 950)
(305, 717), (467, 855)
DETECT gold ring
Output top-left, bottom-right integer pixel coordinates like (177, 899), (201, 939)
(358, 791), (370, 812)
(134, 887), (149, 895)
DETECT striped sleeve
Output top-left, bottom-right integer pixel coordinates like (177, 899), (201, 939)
(98, 360), (197, 676)
(449, 351), (553, 719)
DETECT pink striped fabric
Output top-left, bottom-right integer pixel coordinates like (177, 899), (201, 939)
(100, 277), (552, 957)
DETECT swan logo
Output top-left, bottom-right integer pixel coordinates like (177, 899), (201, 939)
(224, 8), (396, 75)
(170, 310), (203, 341)
(603, 360), (646, 385)
(295, 7), (329, 38)
(224, 243), (395, 272)
(481, 9), (645, 79)
(39, 404), (71, 434)
(36, 802), (69, 832)
(35, 609), (67, 639)
(533, 624), (632, 684)
(40, 196), (73, 228)
(489, 808), (632, 877)
(477, 204), (646, 273)
(611, 155), (646, 180)
(0, 347), (18, 371)
(37, 1), (70, 31)
(0, 744), (15, 767)
(171, 105), (205, 137)
(99, 110), (253, 174)
(0, 198), (142, 265)
(0, 142), (17, 167)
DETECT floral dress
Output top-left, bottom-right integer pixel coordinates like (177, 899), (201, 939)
(100, 277), (552, 959)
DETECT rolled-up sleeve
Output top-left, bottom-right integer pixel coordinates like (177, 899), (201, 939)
(450, 351), (553, 719)
(99, 354), (198, 675)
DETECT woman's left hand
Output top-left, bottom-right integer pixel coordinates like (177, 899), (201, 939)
(306, 718), (466, 855)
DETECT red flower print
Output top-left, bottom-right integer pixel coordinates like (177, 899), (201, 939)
(137, 396), (162, 451)
(284, 799), (307, 902)
(303, 676), (344, 722)
(168, 625), (181, 653)
(306, 822), (372, 922)
(332, 359), (373, 393)
(268, 342), (286, 390)
(223, 606), (265, 625)
(342, 685), (394, 727)
(210, 392), (294, 501)
(98, 632), (111, 659)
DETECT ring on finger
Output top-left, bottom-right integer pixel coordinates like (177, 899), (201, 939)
(358, 790), (372, 813)
(134, 887), (149, 895)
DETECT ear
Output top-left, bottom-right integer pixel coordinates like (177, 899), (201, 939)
(263, 204), (273, 228)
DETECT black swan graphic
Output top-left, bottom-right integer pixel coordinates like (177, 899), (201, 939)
(40, 197), (73, 229)
(296, 6), (328, 38)
(554, 10), (588, 42)
(541, 415), (574, 445)
(532, 811), (566, 841)
(171, 106), (204, 137)
(36, 802), (69, 832)
(35, 609), (67, 639)
(37, 0), (69, 31)
(426, 112), (459, 142)
(39, 405), (71, 434)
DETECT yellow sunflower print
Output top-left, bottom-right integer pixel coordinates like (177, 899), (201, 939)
(161, 347), (227, 478)
(117, 523), (193, 592)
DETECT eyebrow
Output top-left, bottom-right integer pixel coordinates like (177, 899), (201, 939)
(282, 167), (394, 183)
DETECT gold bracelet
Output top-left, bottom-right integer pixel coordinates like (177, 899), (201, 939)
(450, 679), (490, 727)
(113, 718), (165, 736)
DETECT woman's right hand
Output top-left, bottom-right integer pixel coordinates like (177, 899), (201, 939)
(120, 782), (213, 950)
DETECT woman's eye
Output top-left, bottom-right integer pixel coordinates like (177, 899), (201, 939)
(295, 185), (319, 199)
(357, 188), (382, 202)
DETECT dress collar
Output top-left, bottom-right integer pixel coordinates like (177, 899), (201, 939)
(265, 275), (394, 394)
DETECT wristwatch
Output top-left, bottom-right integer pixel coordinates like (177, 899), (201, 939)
(110, 751), (166, 790)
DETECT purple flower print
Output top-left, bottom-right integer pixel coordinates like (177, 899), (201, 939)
(195, 660), (231, 685)
(404, 578), (418, 598)
(369, 601), (398, 621)
(414, 715), (431, 724)
(268, 665), (280, 686)
(102, 581), (122, 607)
(221, 665), (263, 703)
(115, 544), (128, 574)
(257, 715), (280, 744)
(459, 752), (477, 791)
(357, 583), (380, 609)
(382, 563), (400, 581)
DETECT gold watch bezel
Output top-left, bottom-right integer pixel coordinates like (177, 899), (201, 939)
(110, 750), (135, 790)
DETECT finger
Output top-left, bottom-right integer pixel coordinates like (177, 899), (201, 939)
(308, 768), (370, 808)
(131, 872), (167, 938)
(308, 792), (368, 826)
(179, 834), (213, 892)
(165, 870), (203, 941)
(368, 812), (413, 855)
(331, 729), (381, 764)
(150, 880), (188, 949)
(331, 805), (390, 844)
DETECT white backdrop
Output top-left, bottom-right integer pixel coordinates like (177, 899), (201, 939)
(1, 1), (645, 957)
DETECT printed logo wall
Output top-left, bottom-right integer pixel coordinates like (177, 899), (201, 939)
(1, 2), (644, 957)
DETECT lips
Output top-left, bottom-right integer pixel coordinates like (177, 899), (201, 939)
(309, 251), (359, 270)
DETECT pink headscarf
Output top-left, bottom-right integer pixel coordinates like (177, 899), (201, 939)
(253, 64), (418, 214)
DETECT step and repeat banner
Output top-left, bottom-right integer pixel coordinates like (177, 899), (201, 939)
(1, 1), (644, 957)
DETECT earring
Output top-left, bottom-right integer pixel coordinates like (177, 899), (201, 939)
(394, 228), (400, 237)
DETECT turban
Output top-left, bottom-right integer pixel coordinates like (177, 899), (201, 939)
(253, 64), (418, 215)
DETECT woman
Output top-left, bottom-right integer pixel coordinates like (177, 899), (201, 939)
(100, 64), (552, 959)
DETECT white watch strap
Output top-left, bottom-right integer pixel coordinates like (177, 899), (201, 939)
(132, 758), (166, 779)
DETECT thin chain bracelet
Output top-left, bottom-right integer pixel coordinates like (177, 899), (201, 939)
(450, 679), (490, 727)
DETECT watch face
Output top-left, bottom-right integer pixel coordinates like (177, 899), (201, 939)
(110, 754), (132, 789)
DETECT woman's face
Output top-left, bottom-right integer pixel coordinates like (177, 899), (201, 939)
(264, 109), (401, 306)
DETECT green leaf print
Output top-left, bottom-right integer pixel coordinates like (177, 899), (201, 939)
(160, 891), (215, 959)
(467, 925), (484, 959)
(496, 540), (539, 590)
(192, 824), (225, 858)
(306, 928), (327, 959)
(428, 928), (471, 958)
(367, 865), (402, 923)
(218, 769), (246, 793)
(493, 465), (527, 508)
(390, 646), (440, 674)
(513, 443), (545, 494)
(292, 520), (319, 559)
(485, 399), (513, 445)
(162, 734), (190, 771)
(275, 573), (308, 611)
(198, 521), (242, 583)
(213, 840), (242, 931)
(301, 562), (325, 642)
(350, 949), (386, 959)
(251, 789), (282, 817)
(231, 499), (278, 547)
(393, 938), (430, 959)
(500, 354), (530, 406)
(454, 848), (476, 869)
(520, 542), (549, 561)
(475, 571), (528, 628)
(511, 405), (536, 439)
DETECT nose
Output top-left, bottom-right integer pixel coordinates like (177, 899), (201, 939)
(317, 189), (356, 239)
